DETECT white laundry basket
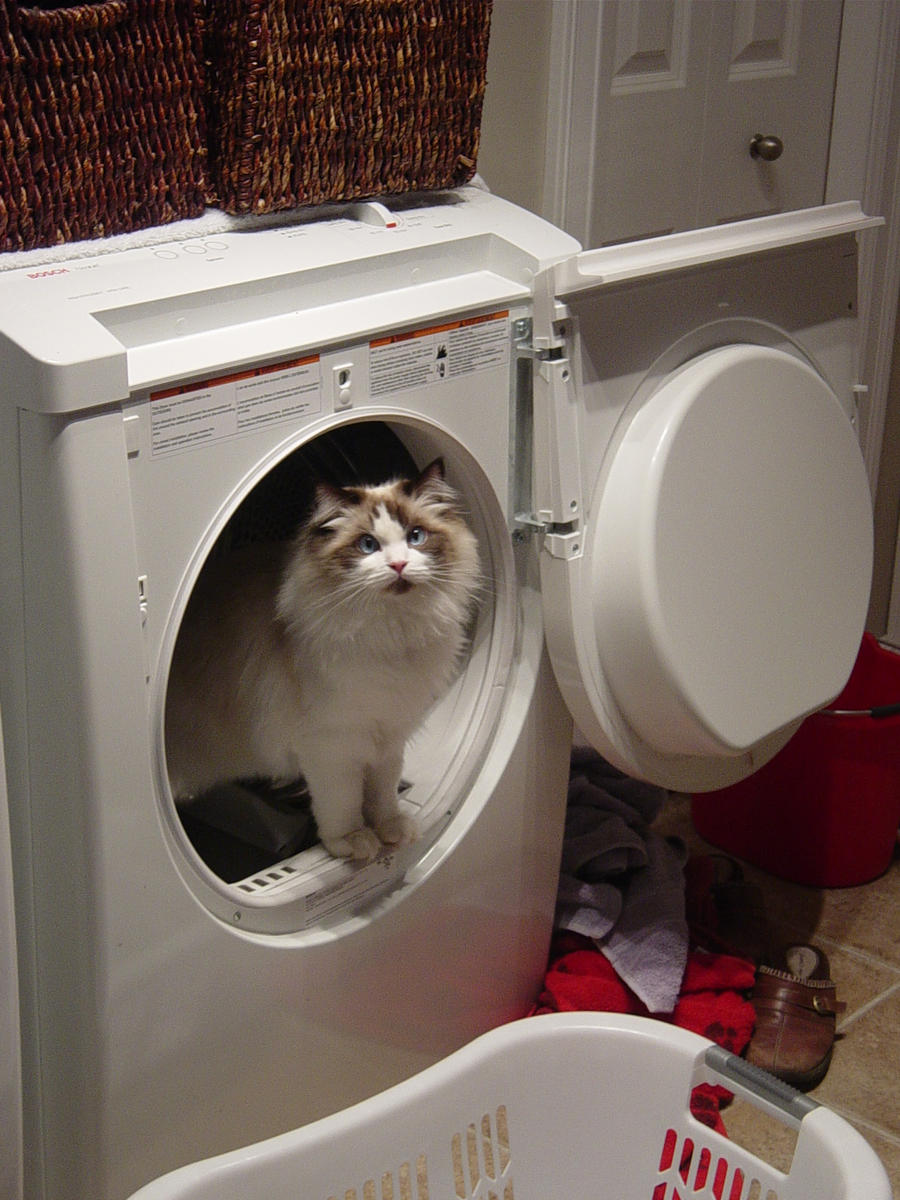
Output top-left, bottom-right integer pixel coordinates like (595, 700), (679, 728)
(128, 1012), (891, 1200)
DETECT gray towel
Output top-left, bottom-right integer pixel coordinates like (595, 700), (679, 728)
(602, 832), (689, 1012)
(556, 752), (689, 1012)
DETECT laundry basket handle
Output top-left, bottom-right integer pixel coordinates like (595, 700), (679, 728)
(704, 1044), (819, 1125)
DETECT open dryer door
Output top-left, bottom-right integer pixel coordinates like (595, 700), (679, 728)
(532, 204), (881, 792)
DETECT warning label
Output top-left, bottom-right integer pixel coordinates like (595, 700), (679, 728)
(370, 311), (509, 397)
(150, 355), (322, 457)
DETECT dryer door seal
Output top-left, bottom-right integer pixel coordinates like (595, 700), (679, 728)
(538, 342), (873, 793)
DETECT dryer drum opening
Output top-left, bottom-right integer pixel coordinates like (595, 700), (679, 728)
(157, 418), (511, 936)
(171, 422), (419, 881)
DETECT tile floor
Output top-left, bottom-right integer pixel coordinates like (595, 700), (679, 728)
(654, 793), (900, 1195)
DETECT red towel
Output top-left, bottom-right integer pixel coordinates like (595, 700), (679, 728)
(533, 934), (756, 1134)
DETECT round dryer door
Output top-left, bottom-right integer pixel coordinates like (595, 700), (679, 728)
(541, 343), (874, 792)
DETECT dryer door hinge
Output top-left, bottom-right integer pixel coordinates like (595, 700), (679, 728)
(533, 265), (571, 352)
(517, 337), (584, 559)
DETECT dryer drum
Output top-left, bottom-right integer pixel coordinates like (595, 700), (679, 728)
(160, 418), (507, 929)
(173, 422), (420, 881)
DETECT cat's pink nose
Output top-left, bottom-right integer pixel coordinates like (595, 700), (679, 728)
(389, 560), (407, 575)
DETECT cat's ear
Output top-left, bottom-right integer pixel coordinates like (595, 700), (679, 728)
(409, 458), (453, 506)
(314, 480), (350, 507)
(309, 480), (355, 531)
(415, 458), (446, 487)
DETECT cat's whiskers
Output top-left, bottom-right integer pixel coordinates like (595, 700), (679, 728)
(289, 578), (376, 638)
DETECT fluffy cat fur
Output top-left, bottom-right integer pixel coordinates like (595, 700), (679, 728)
(165, 458), (480, 862)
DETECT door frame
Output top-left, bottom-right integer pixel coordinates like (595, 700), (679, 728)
(827, 0), (900, 497)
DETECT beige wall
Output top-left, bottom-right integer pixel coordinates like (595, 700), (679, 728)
(477, 0), (554, 216)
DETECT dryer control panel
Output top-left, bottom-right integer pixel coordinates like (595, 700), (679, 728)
(0, 189), (579, 410)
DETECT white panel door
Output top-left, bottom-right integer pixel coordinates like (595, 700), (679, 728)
(566, 0), (843, 247)
(697, 0), (843, 226)
(589, 0), (713, 243)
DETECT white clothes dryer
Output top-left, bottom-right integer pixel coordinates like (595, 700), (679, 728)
(0, 707), (23, 1200)
(0, 189), (877, 1200)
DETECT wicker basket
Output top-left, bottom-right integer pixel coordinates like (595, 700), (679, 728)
(0, 0), (208, 252)
(203, 0), (493, 215)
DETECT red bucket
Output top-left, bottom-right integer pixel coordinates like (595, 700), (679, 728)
(692, 633), (900, 886)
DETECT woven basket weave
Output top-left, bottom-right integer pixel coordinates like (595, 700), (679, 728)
(0, 0), (208, 252)
(204, 0), (493, 214)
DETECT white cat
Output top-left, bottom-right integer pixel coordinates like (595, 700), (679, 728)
(165, 458), (480, 862)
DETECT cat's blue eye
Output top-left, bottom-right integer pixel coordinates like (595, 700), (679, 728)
(407, 526), (427, 547)
(358, 534), (380, 555)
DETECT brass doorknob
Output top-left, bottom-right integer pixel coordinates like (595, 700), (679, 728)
(749, 134), (784, 162)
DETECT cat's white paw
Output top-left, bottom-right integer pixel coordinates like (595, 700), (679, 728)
(322, 827), (382, 863)
(375, 813), (420, 848)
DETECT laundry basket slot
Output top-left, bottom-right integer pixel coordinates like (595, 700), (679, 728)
(127, 1013), (892, 1199)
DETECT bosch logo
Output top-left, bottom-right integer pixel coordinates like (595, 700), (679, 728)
(27, 267), (69, 279)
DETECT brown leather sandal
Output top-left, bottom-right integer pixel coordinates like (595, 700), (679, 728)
(746, 944), (845, 1090)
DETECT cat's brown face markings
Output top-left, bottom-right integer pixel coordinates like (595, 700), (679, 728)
(316, 500), (437, 580)
(305, 461), (465, 597)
